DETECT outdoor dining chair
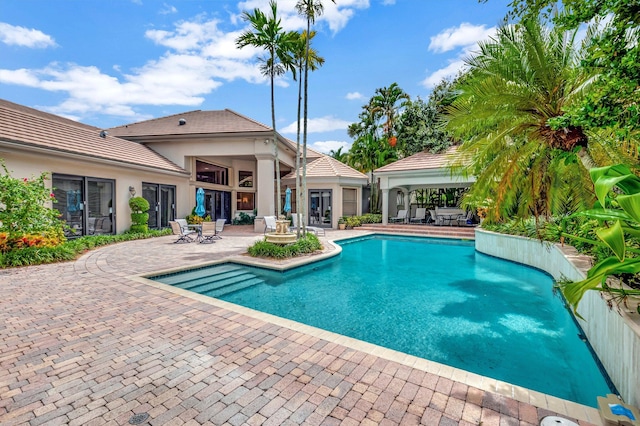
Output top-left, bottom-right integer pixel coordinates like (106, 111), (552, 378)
(199, 221), (216, 243)
(214, 218), (226, 239)
(169, 221), (195, 243)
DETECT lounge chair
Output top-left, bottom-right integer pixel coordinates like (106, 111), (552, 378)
(456, 211), (474, 226)
(429, 209), (443, 226)
(410, 208), (427, 224)
(169, 220), (195, 243)
(199, 221), (216, 243)
(389, 209), (408, 223)
(264, 216), (277, 234)
(291, 213), (325, 236)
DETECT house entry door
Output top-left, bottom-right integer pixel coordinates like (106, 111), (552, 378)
(204, 189), (231, 223)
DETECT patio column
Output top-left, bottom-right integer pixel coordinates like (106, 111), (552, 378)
(255, 153), (276, 218)
(403, 189), (409, 213)
(381, 188), (389, 225)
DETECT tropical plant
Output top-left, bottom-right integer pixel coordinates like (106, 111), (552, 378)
(291, 29), (324, 237)
(236, 0), (298, 217)
(295, 0), (333, 235)
(559, 164), (640, 318)
(329, 146), (349, 163)
(446, 17), (598, 223)
(0, 161), (65, 251)
(368, 82), (410, 138)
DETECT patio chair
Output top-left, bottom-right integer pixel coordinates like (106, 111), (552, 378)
(214, 218), (226, 239)
(456, 211), (474, 227)
(291, 213), (325, 236)
(389, 209), (408, 223)
(199, 221), (216, 243)
(429, 209), (443, 226)
(264, 216), (277, 234)
(169, 220), (195, 243)
(410, 208), (427, 224)
(175, 218), (190, 233)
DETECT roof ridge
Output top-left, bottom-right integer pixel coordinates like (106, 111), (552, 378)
(110, 109), (203, 129)
(0, 98), (100, 131)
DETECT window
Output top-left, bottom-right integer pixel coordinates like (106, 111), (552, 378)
(238, 171), (253, 188)
(342, 188), (357, 216)
(196, 160), (228, 185)
(237, 192), (254, 210)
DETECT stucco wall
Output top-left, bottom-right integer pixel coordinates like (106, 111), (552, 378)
(2, 149), (189, 234)
(475, 228), (640, 408)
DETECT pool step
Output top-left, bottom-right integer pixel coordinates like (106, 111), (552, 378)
(357, 223), (476, 239)
(154, 263), (266, 298)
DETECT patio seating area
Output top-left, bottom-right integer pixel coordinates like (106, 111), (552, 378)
(0, 226), (599, 426)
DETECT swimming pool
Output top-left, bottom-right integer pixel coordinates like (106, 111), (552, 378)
(151, 234), (614, 406)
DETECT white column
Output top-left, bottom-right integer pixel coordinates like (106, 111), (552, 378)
(255, 153), (275, 218)
(381, 189), (389, 225)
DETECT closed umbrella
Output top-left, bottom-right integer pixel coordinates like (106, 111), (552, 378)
(284, 187), (291, 214)
(195, 188), (205, 217)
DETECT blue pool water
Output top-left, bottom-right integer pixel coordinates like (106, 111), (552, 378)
(151, 235), (613, 406)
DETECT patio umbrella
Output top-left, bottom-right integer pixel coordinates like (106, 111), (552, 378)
(195, 188), (205, 217)
(284, 186), (291, 214)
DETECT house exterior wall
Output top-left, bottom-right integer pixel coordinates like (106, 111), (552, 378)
(0, 148), (188, 234)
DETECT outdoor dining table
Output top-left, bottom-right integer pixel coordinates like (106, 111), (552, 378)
(186, 223), (203, 242)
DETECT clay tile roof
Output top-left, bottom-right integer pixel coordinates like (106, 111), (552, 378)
(108, 109), (272, 137)
(0, 99), (186, 174)
(375, 146), (461, 173)
(283, 155), (368, 180)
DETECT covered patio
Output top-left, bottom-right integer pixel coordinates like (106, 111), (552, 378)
(374, 148), (476, 226)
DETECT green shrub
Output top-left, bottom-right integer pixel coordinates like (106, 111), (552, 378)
(248, 233), (321, 259)
(345, 216), (361, 228)
(233, 212), (255, 225)
(129, 196), (150, 233)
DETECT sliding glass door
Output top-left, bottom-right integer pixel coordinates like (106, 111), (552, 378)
(52, 174), (114, 237)
(142, 183), (176, 229)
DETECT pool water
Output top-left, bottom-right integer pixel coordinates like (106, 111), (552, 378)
(151, 235), (613, 406)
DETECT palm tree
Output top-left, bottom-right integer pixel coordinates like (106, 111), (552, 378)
(295, 0), (333, 230)
(291, 30), (324, 236)
(445, 18), (597, 222)
(329, 146), (349, 163)
(236, 0), (298, 217)
(369, 82), (410, 138)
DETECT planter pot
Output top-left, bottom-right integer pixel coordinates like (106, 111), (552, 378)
(339, 223), (346, 230)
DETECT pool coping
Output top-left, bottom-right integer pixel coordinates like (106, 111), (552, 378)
(130, 233), (602, 424)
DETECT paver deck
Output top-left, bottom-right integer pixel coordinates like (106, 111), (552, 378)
(0, 226), (602, 425)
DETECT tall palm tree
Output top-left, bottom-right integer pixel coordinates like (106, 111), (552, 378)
(291, 30), (324, 236)
(369, 82), (410, 138)
(445, 18), (597, 222)
(236, 0), (298, 217)
(295, 0), (333, 229)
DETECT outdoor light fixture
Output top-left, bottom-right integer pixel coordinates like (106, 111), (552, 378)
(129, 186), (136, 197)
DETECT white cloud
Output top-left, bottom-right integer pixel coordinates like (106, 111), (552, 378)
(346, 91), (363, 100)
(310, 140), (352, 154)
(429, 22), (496, 53)
(280, 116), (351, 134)
(0, 23), (56, 48)
(421, 59), (466, 89)
(160, 3), (178, 15)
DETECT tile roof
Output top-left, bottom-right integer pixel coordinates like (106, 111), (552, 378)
(283, 155), (368, 180)
(108, 109), (272, 137)
(0, 99), (186, 174)
(374, 146), (461, 173)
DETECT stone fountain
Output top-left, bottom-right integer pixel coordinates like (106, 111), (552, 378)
(265, 216), (297, 244)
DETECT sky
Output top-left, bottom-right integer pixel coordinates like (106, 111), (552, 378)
(0, 0), (512, 154)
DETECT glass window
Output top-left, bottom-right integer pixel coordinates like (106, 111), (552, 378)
(342, 188), (357, 216)
(237, 192), (254, 210)
(238, 171), (253, 188)
(196, 160), (228, 185)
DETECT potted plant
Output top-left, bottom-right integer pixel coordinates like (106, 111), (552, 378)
(338, 217), (346, 230)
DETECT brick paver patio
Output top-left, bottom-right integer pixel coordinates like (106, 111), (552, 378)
(0, 226), (602, 425)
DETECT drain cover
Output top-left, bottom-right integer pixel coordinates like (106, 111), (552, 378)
(540, 416), (579, 426)
(129, 412), (150, 425)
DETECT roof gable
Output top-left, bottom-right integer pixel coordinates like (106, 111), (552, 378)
(283, 155), (368, 180)
(375, 146), (460, 173)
